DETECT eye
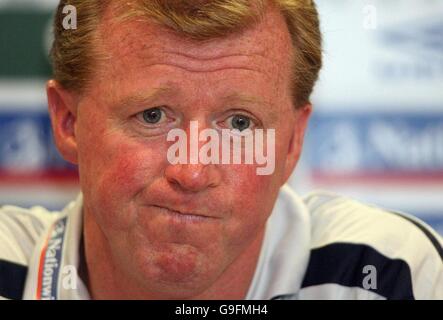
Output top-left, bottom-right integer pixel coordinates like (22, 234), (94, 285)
(137, 107), (167, 125)
(226, 114), (254, 132)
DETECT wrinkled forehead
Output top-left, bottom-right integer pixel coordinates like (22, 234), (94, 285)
(96, 1), (294, 78)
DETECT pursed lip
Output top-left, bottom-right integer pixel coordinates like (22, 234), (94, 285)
(151, 204), (219, 220)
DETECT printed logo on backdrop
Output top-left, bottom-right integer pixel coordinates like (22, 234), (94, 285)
(375, 17), (443, 81)
(0, 112), (77, 180)
(306, 112), (443, 179)
(0, 118), (46, 172)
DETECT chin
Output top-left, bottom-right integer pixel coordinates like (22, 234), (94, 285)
(129, 241), (223, 295)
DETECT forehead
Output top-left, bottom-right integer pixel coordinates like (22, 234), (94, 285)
(93, 3), (294, 101)
(101, 2), (292, 57)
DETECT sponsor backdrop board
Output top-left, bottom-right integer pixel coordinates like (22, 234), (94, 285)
(1, 1), (443, 234)
(0, 0), (79, 209)
(293, 0), (443, 235)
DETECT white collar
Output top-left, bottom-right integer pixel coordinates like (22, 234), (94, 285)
(246, 184), (311, 299)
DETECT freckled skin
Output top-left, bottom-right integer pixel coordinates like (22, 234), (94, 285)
(49, 3), (311, 299)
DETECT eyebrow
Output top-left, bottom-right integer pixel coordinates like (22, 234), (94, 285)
(222, 92), (268, 106)
(114, 89), (268, 109)
(222, 92), (277, 122)
(113, 86), (175, 110)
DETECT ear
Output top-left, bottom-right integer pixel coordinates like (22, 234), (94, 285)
(47, 80), (79, 164)
(282, 103), (312, 184)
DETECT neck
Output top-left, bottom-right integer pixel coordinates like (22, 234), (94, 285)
(82, 211), (265, 300)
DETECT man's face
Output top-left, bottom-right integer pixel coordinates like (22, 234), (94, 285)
(67, 5), (310, 296)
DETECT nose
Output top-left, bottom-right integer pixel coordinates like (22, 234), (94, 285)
(165, 163), (222, 193)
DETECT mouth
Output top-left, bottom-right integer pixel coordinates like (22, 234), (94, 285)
(152, 205), (216, 223)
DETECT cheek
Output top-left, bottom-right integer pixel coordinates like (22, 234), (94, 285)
(227, 136), (288, 213)
(223, 165), (280, 244)
(78, 126), (168, 230)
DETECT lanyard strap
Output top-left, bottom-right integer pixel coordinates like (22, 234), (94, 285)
(36, 217), (68, 300)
